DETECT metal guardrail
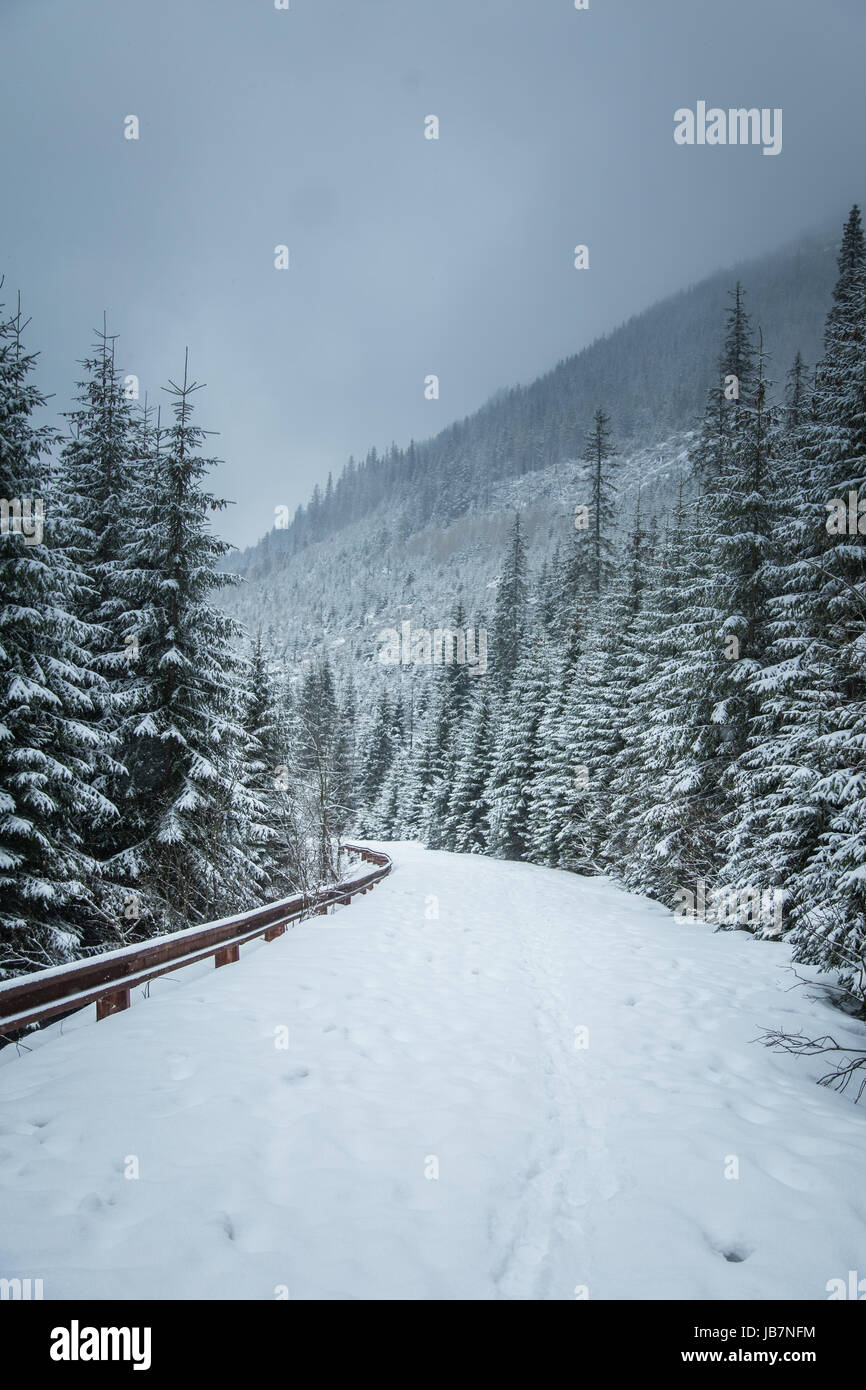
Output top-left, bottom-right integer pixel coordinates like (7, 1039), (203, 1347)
(0, 845), (392, 1039)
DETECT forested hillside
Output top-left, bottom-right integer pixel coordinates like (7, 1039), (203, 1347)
(235, 222), (837, 580)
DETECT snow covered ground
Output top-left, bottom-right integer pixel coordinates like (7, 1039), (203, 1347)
(1, 842), (865, 1301)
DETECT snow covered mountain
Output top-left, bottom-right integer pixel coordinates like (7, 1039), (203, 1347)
(226, 431), (696, 674)
(224, 223), (840, 673)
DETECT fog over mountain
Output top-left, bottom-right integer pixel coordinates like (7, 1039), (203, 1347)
(226, 220), (842, 668)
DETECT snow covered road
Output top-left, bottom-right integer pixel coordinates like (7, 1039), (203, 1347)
(1, 842), (865, 1300)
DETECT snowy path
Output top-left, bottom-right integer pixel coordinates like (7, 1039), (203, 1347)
(1, 842), (865, 1300)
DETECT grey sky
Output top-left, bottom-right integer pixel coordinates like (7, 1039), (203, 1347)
(2, 0), (865, 549)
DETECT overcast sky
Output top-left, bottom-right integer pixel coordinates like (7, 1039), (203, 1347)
(2, 0), (865, 549)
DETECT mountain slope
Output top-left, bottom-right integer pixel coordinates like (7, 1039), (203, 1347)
(226, 430), (695, 671)
(224, 222), (845, 673)
(233, 221), (839, 585)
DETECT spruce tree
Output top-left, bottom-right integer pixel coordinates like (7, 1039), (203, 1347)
(55, 323), (141, 873)
(240, 632), (303, 898)
(605, 487), (698, 897)
(491, 515), (528, 692)
(526, 642), (580, 867)
(295, 655), (349, 882)
(114, 355), (262, 930)
(691, 284), (756, 484)
(0, 297), (117, 975)
(367, 741), (409, 839)
(486, 635), (552, 861)
(412, 603), (475, 848)
(444, 683), (495, 853)
(398, 694), (441, 840)
(785, 350), (810, 434)
(358, 688), (396, 811)
(711, 331), (779, 875)
(650, 290), (779, 910)
(598, 500), (656, 873)
(583, 406), (617, 597)
(552, 505), (649, 877)
(785, 207), (866, 994)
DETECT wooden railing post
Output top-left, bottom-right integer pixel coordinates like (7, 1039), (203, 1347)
(96, 988), (130, 1021)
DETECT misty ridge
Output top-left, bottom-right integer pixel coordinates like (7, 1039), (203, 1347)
(233, 219), (838, 585)
(224, 217), (843, 683)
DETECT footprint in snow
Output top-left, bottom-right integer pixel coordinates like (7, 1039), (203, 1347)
(168, 1054), (195, 1082)
(707, 1231), (754, 1263)
(216, 1211), (236, 1241)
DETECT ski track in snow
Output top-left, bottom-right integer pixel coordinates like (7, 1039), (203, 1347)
(1, 842), (865, 1301)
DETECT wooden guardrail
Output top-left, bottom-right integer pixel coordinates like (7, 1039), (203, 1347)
(0, 845), (392, 1040)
